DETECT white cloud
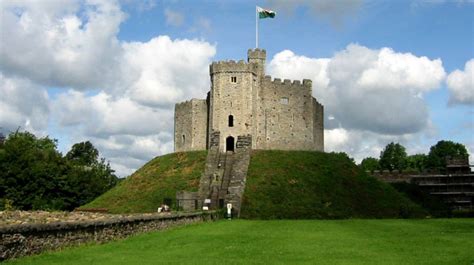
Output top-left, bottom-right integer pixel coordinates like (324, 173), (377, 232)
(50, 33), (214, 175)
(324, 128), (433, 163)
(164, 8), (184, 26)
(53, 91), (174, 137)
(0, 1), (216, 177)
(0, 0), (125, 89)
(89, 133), (174, 176)
(269, 44), (446, 134)
(122, 36), (215, 107)
(447, 59), (474, 105)
(269, 44), (446, 162)
(0, 73), (49, 135)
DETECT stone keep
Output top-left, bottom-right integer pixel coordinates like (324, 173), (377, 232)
(174, 48), (324, 152)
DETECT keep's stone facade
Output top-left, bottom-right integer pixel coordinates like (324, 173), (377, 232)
(174, 48), (324, 152)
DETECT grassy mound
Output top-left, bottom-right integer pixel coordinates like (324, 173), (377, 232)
(240, 150), (426, 219)
(80, 151), (207, 213)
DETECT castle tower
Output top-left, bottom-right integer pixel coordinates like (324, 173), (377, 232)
(247, 48), (266, 78)
(208, 53), (262, 151)
(175, 48), (324, 153)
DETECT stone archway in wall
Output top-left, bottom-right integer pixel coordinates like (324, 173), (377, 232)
(226, 136), (235, 152)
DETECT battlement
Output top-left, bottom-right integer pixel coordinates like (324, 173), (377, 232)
(175, 98), (206, 109)
(209, 60), (257, 75)
(247, 48), (266, 60)
(263, 75), (312, 89)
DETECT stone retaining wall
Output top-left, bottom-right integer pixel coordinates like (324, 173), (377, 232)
(0, 211), (216, 261)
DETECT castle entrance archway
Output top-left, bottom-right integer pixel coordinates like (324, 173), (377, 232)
(226, 136), (235, 152)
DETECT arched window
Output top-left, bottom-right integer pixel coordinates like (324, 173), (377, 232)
(228, 115), (234, 127)
(182, 134), (186, 145)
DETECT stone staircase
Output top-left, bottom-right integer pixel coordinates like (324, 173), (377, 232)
(197, 133), (251, 216)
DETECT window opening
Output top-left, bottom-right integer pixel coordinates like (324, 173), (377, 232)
(228, 115), (234, 127)
(231, 76), (237, 83)
(280, 97), (289, 104)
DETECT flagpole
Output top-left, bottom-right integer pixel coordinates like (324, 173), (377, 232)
(256, 6), (258, 48)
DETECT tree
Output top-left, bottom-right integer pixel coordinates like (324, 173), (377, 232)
(359, 157), (380, 171)
(426, 140), (468, 170)
(406, 154), (427, 172)
(65, 141), (118, 207)
(66, 141), (99, 165)
(0, 133), (118, 211)
(379, 142), (407, 171)
(0, 132), (66, 210)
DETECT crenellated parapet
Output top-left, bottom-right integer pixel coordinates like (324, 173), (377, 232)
(174, 98), (208, 152)
(175, 98), (206, 108)
(247, 48), (266, 60)
(263, 75), (312, 93)
(209, 60), (257, 75)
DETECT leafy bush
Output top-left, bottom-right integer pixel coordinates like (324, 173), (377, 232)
(0, 132), (118, 211)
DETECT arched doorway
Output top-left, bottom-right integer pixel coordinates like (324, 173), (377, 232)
(226, 136), (235, 152)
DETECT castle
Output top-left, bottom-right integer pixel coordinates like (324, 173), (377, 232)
(175, 48), (324, 214)
(174, 48), (324, 153)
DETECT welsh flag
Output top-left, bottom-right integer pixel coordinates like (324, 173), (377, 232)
(257, 6), (276, 19)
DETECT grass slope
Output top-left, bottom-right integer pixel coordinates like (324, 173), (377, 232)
(241, 150), (426, 219)
(7, 219), (474, 265)
(81, 151), (207, 213)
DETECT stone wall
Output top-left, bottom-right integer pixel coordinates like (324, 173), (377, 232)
(313, 98), (324, 151)
(0, 212), (216, 261)
(174, 99), (208, 152)
(176, 191), (199, 211)
(255, 76), (323, 151)
(209, 59), (258, 152)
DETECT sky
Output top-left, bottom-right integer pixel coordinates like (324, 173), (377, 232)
(0, 0), (473, 177)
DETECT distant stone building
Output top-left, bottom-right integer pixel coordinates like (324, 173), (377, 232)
(174, 48), (324, 152)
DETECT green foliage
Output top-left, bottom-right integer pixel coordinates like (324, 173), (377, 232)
(8, 219), (474, 265)
(0, 132), (118, 211)
(406, 154), (427, 172)
(81, 151), (207, 213)
(65, 141), (118, 207)
(359, 157), (379, 171)
(360, 140), (469, 172)
(66, 141), (99, 165)
(379, 142), (407, 171)
(426, 140), (468, 171)
(1, 198), (15, 210)
(240, 150), (425, 219)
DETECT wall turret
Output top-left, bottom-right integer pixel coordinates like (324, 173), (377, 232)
(247, 48), (266, 77)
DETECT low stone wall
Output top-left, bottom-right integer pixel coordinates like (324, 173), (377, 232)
(0, 211), (216, 261)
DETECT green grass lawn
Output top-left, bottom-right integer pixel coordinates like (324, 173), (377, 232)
(8, 219), (474, 265)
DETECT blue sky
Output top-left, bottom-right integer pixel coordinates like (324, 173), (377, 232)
(0, 0), (473, 176)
